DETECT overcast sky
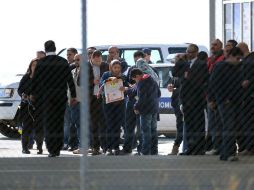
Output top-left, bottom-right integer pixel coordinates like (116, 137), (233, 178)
(0, 0), (209, 75)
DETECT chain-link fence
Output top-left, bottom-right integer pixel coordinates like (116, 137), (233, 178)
(1, 0), (254, 190)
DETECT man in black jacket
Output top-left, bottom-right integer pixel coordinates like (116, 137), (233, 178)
(237, 42), (254, 155)
(31, 40), (77, 157)
(180, 44), (209, 155)
(208, 47), (243, 161)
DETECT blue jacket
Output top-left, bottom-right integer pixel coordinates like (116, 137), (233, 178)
(126, 84), (137, 102)
(134, 74), (161, 114)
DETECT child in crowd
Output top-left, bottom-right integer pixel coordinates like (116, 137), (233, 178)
(131, 68), (161, 155)
(99, 59), (129, 155)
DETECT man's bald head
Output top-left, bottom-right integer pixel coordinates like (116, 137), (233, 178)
(210, 39), (223, 55)
(108, 46), (119, 62)
(237, 42), (249, 57)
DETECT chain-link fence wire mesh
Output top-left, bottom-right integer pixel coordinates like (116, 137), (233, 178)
(1, 47), (254, 190)
(81, 43), (254, 190)
(1, 45), (254, 190)
(1, 2), (254, 190)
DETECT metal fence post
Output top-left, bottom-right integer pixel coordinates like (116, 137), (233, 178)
(81, 0), (88, 189)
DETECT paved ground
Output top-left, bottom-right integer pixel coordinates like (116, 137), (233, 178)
(1, 134), (254, 190)
(0, 134), (175, 157)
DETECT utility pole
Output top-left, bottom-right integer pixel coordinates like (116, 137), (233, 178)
(81, 0), (88, 189)
(209, 0), (216, 49)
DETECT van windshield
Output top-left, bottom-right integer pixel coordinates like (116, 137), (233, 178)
(100, 48), (163, 66)
(168, 47), (187, 54)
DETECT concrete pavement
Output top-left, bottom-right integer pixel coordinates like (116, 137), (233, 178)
(0, 156), (254, 190)
(1, 135), (254, 190)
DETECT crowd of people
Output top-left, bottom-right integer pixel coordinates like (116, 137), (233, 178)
(169, 39), (254, 162)
(17, 39), (254, 161)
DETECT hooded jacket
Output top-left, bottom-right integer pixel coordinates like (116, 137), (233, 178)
(134, 74), (161, 114)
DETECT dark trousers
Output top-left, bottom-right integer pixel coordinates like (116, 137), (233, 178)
(237, 98), (254, 152)
(103, 101), (125, 150)
(71, 102), (80, 147)
(218, 102), (237, 160)
(171, 98), (183, 146)
(206, 106), (222, 152)
(123, 99), (136, 152)
(34, 100), (44, 151)
(20, 102), (34, 150)
(183, 104), (206, 154)
(44, 98), (66, 154)
(90, 96), (106, 150)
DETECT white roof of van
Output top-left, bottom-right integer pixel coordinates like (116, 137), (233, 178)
(94, 43), (192, 49)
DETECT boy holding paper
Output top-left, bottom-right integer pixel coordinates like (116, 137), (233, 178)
(131, 68), (161, 155)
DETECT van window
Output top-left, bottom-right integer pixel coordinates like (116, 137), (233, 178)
(168, 47), (187, 54)
(100, 48), (163, 66)
(154, 67), (172, 88)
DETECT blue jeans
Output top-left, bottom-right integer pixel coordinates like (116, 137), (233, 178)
(71, 102), (80, 147)
(64, 104), (78, 148)
(64, 104), (71, 145)
(207, 106), (222, 151)
(140, 113), (158, 155)
(217, 102), (237, 160)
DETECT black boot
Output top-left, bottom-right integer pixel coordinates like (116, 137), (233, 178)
(22, 136), (30, 154)
(22, 149), (30, 154)
(37, 142), (43, 154)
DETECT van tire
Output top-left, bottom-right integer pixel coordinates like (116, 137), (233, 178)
(0, 122), (20, 139)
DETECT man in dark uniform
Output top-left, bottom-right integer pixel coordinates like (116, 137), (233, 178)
(31, 40), (77, 157)
(237, 42), (254, 155)
(180, 44), (209, 155)
(168, 54), (187, 155)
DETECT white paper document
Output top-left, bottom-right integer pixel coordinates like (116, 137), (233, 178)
(104, 79), (124, 104)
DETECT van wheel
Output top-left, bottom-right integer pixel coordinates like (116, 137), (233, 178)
(0, 121), (21, 139)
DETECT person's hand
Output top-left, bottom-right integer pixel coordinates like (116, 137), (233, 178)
(180, 104), (183, 114)
(109, 77), (118, 83)
(29, 95), (35, 102)
(242, 80), (250, 89)
(167, 84), (174, 92)
(119, 86), (125, 92)
(94, 79), (100, 85)
(22, 94), (28, 100)
(208, 101), (216, 111)
(70, 98), (78, 106)
(129, 84), (134, 88)
(134, 109), (139, 115)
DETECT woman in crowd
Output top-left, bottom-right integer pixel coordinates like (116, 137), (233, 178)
(18, 58), (38, 154)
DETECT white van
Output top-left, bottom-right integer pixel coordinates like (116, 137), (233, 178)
(149, 63), (176, 137)
(93, 43), (208, 66)
(0, 74), (23, 138)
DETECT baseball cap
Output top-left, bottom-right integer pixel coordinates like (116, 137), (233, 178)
(142, 48), (151, 55)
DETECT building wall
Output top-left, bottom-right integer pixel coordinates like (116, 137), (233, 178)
(214, 0), (254, 50)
